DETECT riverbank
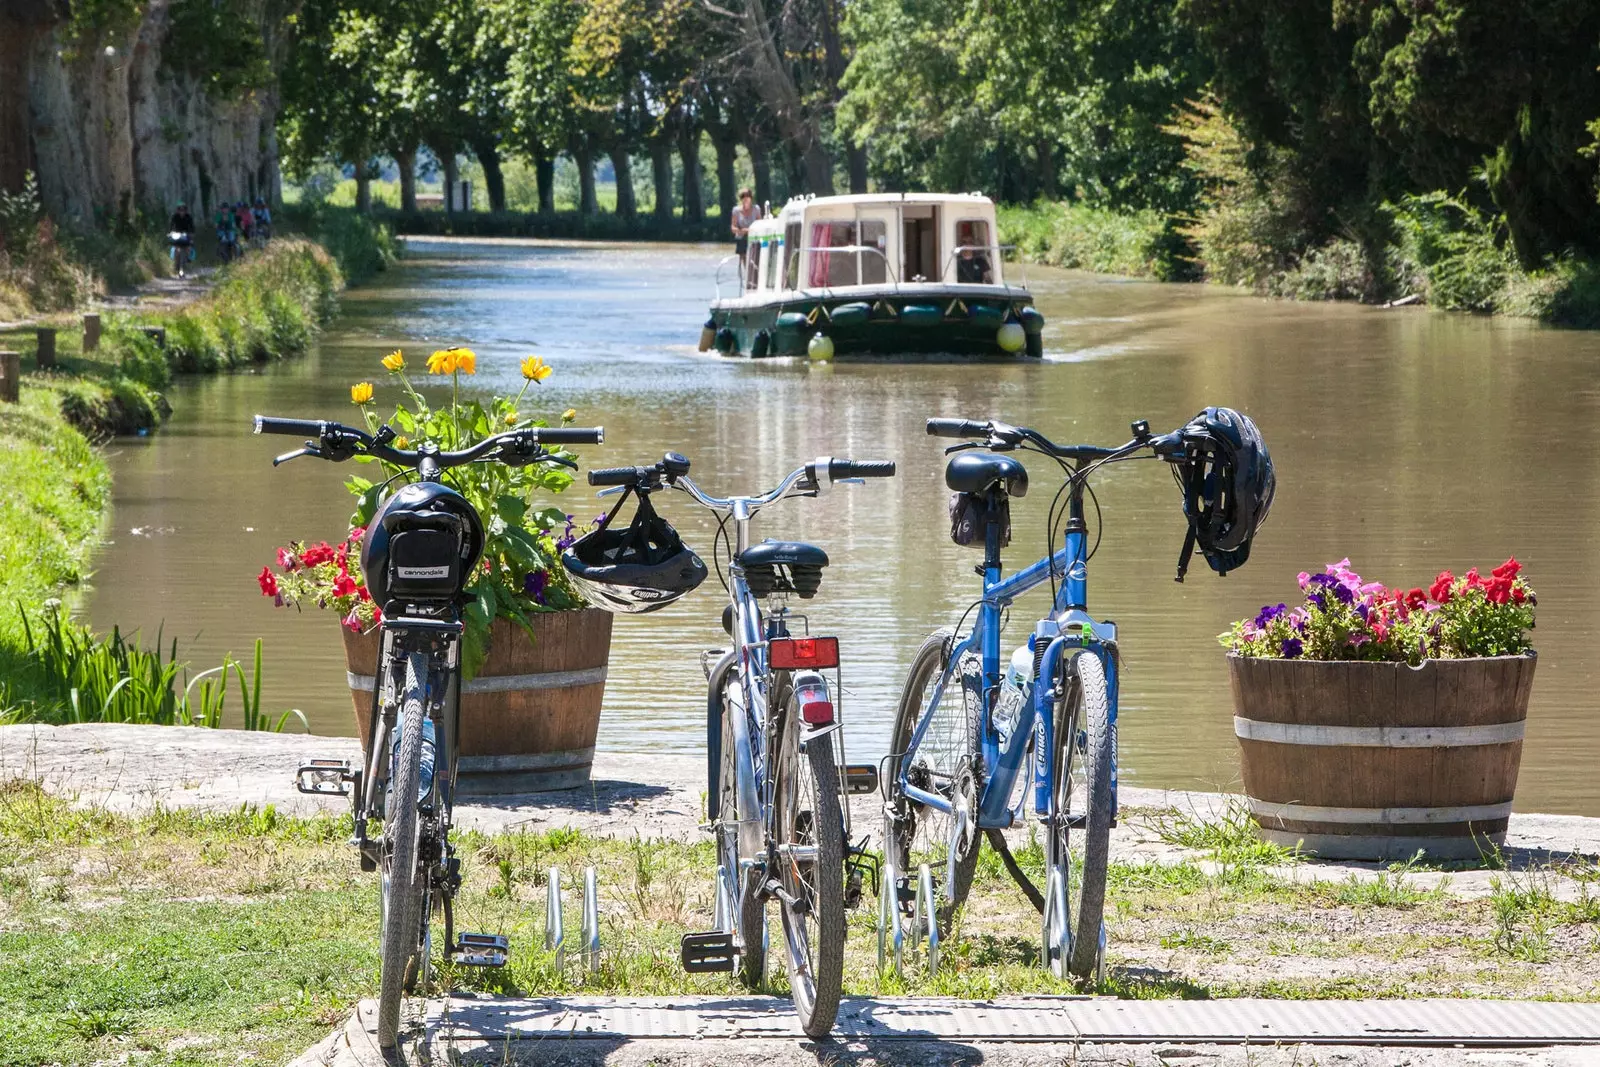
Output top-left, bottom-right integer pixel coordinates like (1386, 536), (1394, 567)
(3, 722), (1597, 1066)
(997, 199), (1600, 327)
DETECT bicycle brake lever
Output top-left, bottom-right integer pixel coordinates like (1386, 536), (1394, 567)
(273, 445), (323, 466)
(943, 442), (983, 455)
(595, 485), (627, 497)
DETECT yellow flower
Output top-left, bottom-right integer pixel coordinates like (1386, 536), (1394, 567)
(394, 435), (409, 448)
(350, 382), (374, 404)
(562, 408), (576, 422)
(426, 349), (456, 375)
(504, 411), (519, 425)
(520, 355), (553, 382)
(381, 349), (405, 372)
(452, 348), (476, 375)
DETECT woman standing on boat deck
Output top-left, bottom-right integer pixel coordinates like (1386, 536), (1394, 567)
(731, 188), (763, 271)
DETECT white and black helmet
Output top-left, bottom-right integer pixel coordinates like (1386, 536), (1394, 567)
(560, 489), (707, 613)
(1173, 406), (1275, 579)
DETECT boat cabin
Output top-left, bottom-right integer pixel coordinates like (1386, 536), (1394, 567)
(738, 193), (1007, 296)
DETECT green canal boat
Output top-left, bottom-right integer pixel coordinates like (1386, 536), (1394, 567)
(701, 193), (1045, 360)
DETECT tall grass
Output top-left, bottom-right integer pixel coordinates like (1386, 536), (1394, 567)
(997, 200), (1183, 280)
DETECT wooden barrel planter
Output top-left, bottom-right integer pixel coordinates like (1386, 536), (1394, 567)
(1229, 653), (1536, 861)
(342, 608), (614, 794)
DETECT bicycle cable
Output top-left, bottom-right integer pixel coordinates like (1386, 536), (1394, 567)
(711, 510), (732, 594)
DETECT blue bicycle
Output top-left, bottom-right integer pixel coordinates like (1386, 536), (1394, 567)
(882, 414), (1202, 980)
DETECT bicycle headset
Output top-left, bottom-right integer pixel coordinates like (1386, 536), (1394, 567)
(561, 481), (707, 613)
(1172, 406), (1275, 580)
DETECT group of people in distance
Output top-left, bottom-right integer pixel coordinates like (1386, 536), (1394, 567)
(166, 197), (272, 273)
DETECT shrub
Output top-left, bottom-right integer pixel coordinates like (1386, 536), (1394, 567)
(1385, 192), (1511, 312)
(1269, 239), (1382, 302)
(997, 201), (1182, 280)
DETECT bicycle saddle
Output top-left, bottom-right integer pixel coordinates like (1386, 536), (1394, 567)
(945, 451), (1029, 498)
(736, 540), (829, 569)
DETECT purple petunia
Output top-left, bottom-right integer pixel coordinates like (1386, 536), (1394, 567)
(524, 569), (549, 605)
(1254, 603), (1288, 628)
(1331, 583), (1354, 605)
(1281, 637), (1303, 658)
(1307, 573), (1340, 590)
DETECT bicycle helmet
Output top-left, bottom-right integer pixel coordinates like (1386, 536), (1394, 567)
(561, 488), (707, 613)
(1172, 406), (1275, 580)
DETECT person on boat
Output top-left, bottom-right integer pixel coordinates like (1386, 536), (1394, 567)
(731, 188), (762, 270)
(956, 245), (992, 284)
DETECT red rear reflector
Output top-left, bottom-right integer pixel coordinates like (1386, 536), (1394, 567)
(801, 698), (834, 725)
(769, 636), (839, 670)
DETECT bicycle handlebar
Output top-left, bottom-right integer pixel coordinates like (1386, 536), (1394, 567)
(827, 458), (895, 480)
(253, 416), (604, 470)
(591, 452), (894, 511)
(925, 416), (1187, 463)
(587, 465), (647, 487)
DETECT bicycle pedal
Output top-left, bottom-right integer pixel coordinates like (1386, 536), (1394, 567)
(449, 932), (509, 967)
(680, 931), (736, 973)
(295, 759), (354, 797)
(844, 764), (879, 795)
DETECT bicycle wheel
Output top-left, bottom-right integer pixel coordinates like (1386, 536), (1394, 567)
(377, 651), (429, 1048)
(773, 681), (844, 1037)
(717, 674), (766, 987)
(884, 630), (982, 940)
(1043, 649), (1112, 981)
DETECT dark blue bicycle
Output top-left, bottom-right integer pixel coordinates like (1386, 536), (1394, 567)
(881, 410), (1274, 980)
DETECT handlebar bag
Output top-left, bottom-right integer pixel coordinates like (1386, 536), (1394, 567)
(949, 491), (1011, 550)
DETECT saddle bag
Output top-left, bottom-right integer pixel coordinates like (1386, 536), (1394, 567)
(949, 492), (1011, 550)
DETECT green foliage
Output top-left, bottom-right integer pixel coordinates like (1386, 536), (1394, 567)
(997, 201), (1182, 280)
(0, 175), (98, 313)
(61, 0), (145, 49)
(1386, 192), (1512, 312)
(162, 0), (272, 98)
(281, 204), (398, 285)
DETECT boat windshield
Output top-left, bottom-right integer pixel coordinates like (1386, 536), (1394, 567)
(807, 219), (888, 287)
(954, 219), (995, 284)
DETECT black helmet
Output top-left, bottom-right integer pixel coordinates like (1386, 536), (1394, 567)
(1172, 406), (1275, 580)
(561, 488), (706, 613)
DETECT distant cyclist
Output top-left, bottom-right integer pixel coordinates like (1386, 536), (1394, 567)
(251, 197), (272, 249)
(167, 202), (195, 277)
(215, 203), (239, 264)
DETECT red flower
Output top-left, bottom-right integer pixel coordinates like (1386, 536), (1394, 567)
(1371, 619), (1390, 642)
(342, 610), (362, 633)
(357, 582), (371, 602)
(300, 542), (335, 568)
(257, 566), (278, 597)
(347, 526), (367, 543)
(1512, 586), (1528, 603)
(332, 572), (358, 598)
(1429, 571), (1454, 603)
(1492, 558), (1521, 580)
(372, 604), (383, 624)
(1403, 587), (1427, 613)
(1485, 576), (1513, 605)
(275, 547), (298, 571)
(1464, 567), (1482, 589)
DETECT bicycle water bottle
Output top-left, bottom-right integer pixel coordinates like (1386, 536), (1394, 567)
(390, 717), (437, 800)
(993, 642), (1034, 748)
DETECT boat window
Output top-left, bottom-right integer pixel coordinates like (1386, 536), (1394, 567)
(784, 221), (801, 288)
(746, 239), (761, 291)
(860, 219), (888, 284)
(764, 240), (782, 290)
(808, 220), (859, 287)
(954, 218), (994, 284)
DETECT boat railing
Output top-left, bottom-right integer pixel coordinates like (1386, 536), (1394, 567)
(712, 254), (744, 302)
(942, 244), (1024, 295)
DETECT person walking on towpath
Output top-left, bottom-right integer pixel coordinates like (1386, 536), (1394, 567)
(731, 188), (763, 272)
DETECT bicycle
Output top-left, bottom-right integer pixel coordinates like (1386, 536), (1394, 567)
(255, 414), (604, 1048)
(881, 415), (1201, 982)
(167, 231), (194, 278)
(575, 451), (893, 1037)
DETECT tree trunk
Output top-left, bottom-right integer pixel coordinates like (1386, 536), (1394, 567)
(536, 156), (554, 214)
(749, 140), (772, 206)
(678, 125), (703, 223)
(783, 142), (807, 198)
(442, 151), (460, 214)
(846, 144), (868, 194)
(355, 160), (372, 214)
(650, 139), (674, 222)
(574, 146), (597, 216)
(397, 144), (417, 212)
(713, 136), (736, 221)
(610, 148), (636, 219)
(1034, 138), (1058, 202)
(474, 138), (506, 212)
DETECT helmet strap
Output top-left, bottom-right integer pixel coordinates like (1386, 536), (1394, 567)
(1175, 523), (1196, 584)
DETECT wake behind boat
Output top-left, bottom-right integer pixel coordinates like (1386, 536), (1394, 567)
(701, 192), (1045, 360)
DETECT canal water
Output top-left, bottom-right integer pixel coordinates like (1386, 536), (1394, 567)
(87, 237), (1600, 816)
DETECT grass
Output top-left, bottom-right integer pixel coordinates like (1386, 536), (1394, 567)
(997, 200), (1188, 280)
(5, 779), (1597, 1065)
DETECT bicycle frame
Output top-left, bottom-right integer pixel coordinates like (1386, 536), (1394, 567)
(896, 469), (1120, 832)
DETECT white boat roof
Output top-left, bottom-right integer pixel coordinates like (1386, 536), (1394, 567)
(776, 192), (994, 211)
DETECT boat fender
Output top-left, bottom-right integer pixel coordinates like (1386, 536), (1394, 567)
(829, 301), (871, 326)
(970, 303), (1005, 328)
(996, 322), (1026, 353)
(751, 329), (771, 358)
(807, 333), (835, 362)
(698, 317), (716, 352)
(776, 311), (809, 331)
(900, 304), (942, 327)
(1025, 331), (1043, 359)
(715, 327), (737, 355)
(1018, 306), (1046, 335)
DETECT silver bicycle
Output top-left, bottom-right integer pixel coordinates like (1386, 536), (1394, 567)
(584, 451), (892, 1036)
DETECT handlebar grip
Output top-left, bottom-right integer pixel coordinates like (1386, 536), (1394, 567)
(926, 418), (988, 439)
(536, 426), (604, 445)
(588, 466), (642, 487)
(254, 415), (328, 437)
(830, 459), (896, 480)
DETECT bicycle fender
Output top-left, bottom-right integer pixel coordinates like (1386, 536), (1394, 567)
(704, 649), (737, 822)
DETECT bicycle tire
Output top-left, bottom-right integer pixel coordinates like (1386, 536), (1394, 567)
(377, 652), (428, 1048)
(1046, 650), (1113, 981)
(885, 629), (983, 938)
(718, 676), (766, 987)
(773, 682), (844, 1037)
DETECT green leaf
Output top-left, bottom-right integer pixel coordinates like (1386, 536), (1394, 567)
(495, 494), (528, 525)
